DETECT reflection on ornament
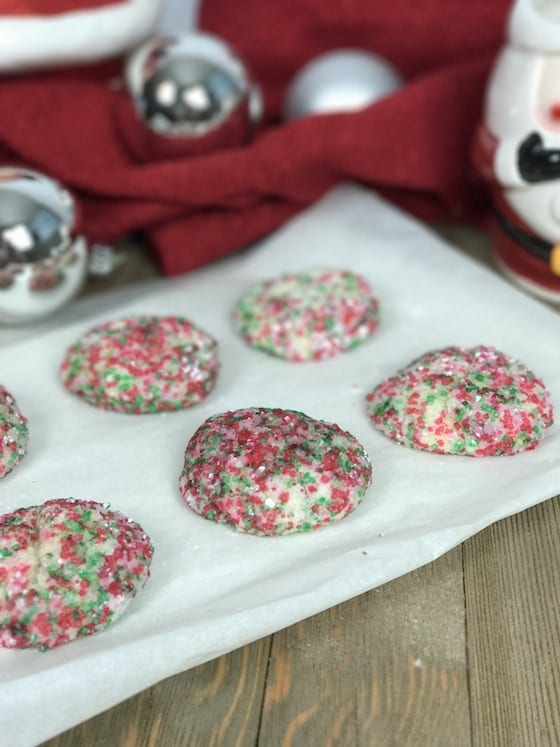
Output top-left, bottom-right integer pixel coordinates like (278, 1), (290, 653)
(283, 49), (403, 121)
(125, 32), (262, 138)
(0, 168), (88, 324)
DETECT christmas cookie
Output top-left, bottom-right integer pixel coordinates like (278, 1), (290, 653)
(366, 345), (553, 456)
(180, 407), (372, 536)
(0, 498), (153, 651)
(0, 385), (28, 479)
(61, 315), (219, 414)
(233, 269), (379, 361)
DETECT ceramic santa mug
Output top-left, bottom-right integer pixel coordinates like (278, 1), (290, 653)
(0, 0), (164, 72)
(475, 0), (560, 302)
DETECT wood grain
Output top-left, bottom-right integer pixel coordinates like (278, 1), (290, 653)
(258, 546), (470, 747)
(464, 496), (560, 747)
(42, 637), (271, 747)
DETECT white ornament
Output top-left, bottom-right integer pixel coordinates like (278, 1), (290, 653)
(283, 49), (402, 121)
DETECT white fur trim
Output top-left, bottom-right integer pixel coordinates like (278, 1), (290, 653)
(509, 0), (560, 53)
(0, 0), (164, 72)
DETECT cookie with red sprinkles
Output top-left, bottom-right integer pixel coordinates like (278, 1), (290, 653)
(0, 385), (28, 479)
(0, 498), (153, 651)
(61, 315), (219, 413)
(234, 269), (379, 361)
(366, 345), (553, 456)
(180, 407), (372, 536)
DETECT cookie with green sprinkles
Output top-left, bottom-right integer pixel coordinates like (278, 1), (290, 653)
(179, 407), (372, 536)
(366, 345), (553, 456)
(233, 269), (379, 361)
(0, 498), (153, 651)
(60, 315), (219, 413)
(0, 385), (28, 479)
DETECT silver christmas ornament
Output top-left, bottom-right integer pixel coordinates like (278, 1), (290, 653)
(283, 49), (403, 121)
(0, 168), (88, 324)
(125, 32), (262, 137)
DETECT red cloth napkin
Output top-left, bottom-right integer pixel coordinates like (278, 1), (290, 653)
(0, 0), (512, 276)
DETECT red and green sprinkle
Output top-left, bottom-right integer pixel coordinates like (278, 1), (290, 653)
(234, 269), (380, 362)
(0, 498), (153, 651)
(0, 385), (28, 479)
(180, 407), (373, 536)
(366, 345), (553, 456)
(60, 315), (219, 414)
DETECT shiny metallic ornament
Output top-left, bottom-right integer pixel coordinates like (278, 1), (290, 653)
(283, 49), (403, 121)
(0, 168), (88, 324)
(125, 32), (262, 137)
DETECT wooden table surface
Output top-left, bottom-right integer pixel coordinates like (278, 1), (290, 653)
(40, 226), (560, 747)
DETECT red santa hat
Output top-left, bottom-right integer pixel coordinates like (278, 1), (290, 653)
(0, 0), (163, 72)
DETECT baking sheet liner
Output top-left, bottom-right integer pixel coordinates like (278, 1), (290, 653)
(1, 184), (559, 746)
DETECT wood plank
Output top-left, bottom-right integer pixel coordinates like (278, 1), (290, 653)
(41, 636), (271, 747)
(464, 496), (560, 747)
(432, 223), (495, 271)
(258, 546), (470, 747)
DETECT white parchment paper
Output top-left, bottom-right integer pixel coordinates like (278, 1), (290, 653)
(1, 185), (559, 747)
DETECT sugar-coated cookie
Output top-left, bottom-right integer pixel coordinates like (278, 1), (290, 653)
(0, 498), (153, 651)
(0, 385), (28, 479)
(234, 269), (379, 361)
(180, 407), (372, 536)
(366, 345), (553, 456)
(61, 315), (219, 413)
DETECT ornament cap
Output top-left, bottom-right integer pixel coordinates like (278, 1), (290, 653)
(283, 49), (402, 122)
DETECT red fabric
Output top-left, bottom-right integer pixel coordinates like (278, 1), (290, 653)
(0, 0), (513, 275)
(0, 0), (123, 15)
